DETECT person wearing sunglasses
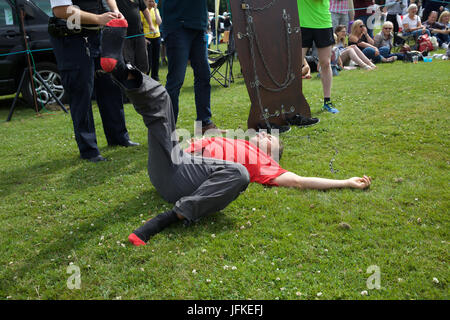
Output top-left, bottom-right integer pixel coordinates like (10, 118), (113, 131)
(373, 21), (404, 61)
(385, 0), (408, 45)
(353, 0), (376, 38)
(349, 20), (396, 63)
(334, 25), (376, 70)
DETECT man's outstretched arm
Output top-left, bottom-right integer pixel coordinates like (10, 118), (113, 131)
(272, 172), (371, 190)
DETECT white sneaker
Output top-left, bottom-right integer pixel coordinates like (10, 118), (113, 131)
(441, 43), (448, 50)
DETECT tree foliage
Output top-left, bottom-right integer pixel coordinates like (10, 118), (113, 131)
(206, 0), (229, 14)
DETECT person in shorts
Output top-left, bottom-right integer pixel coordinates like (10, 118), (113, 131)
(298, 0), (339, 113)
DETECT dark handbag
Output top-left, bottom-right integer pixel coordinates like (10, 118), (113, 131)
(404, 51), (423, 63)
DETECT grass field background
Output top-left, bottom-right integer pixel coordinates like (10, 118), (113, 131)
(0, 55), (448, 300)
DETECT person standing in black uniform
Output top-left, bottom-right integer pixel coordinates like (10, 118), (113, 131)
(49, 0), (139, 162)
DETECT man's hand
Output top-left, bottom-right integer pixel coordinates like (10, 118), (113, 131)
(112, 10), (124, 20)
(347, 176), (372, 189)
(97, 12), (121, 25)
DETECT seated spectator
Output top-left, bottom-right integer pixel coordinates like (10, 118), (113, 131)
(335, 25), (376, 70)
(308, 44), (340, 78)
(353, 0), (377, 38)
(304, 46), (319, 74)
(374, 21), (404, 60)
(349, 19), (396, 63)
(439, 10), (450, 50)
(401, 4), (431, 40)
(422, 0), (446, 22)
(424, 11), (450, 49)
(439, 11), (450, 29)
(330, 43), (341, 77)
(385, 0), (408, 45)
(302, 58), (312, 79)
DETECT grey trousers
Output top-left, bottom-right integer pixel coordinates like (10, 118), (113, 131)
(331, 12), (349, 32)
(124, 72), (250, 222)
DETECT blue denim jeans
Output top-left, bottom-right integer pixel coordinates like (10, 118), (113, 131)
(164, 27), (212, 125)
(435, 33), (450, 46)
(403, 29), (431, 39)
(379, 46), (405, 60)
(362, 47), (382, 63)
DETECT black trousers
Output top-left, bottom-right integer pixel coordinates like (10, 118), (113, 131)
(50, 33), (130, 159)
(146, 37), (161, 81)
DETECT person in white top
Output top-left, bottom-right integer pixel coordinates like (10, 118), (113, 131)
(401, 3), (431, 39)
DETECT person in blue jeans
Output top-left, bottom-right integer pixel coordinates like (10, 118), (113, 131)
(374, 21), (404, 61)
(401, 4), (432, 40)
(349, 19), (396, 64)
(160, 0), (224, 134)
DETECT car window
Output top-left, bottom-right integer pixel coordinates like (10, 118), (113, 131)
(0, 1), (16, 26)
(31, 0), (53, 16)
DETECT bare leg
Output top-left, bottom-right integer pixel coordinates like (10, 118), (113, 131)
(343, 47), (371, 69)
(302, 57), (311, 78)
(317, 46), (332, 98)
(301, 47), (309, 64)
(352, 45), (376, 68)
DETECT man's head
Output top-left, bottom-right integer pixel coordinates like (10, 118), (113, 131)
(249, 131), (284, 161)
(428, 11), (438, 24)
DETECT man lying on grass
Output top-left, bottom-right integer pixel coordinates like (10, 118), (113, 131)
(185, 132), (371, 190)
(99, 19), (371, 247)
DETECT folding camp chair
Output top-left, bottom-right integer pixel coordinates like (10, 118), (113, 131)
(208, 27), (235, 87)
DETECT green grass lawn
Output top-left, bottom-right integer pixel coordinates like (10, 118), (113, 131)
(0, 56), (449, 300)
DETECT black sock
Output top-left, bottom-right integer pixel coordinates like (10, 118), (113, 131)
(100, 19), (129, 82)
(324, 97), (331, 105)
(132, 210), (179, 242)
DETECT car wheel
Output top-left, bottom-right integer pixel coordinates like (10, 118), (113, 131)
(22, 62), (66, 109)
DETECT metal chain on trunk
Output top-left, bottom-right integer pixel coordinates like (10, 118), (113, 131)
(238, 0), (300, 126)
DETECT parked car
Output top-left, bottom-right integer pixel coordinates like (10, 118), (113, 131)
(0, 0), (65, 107)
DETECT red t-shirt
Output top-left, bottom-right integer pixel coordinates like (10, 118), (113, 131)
(185, 137), (288, 186)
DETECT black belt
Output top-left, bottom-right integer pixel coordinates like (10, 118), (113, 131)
(48, 17), (101, 38)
